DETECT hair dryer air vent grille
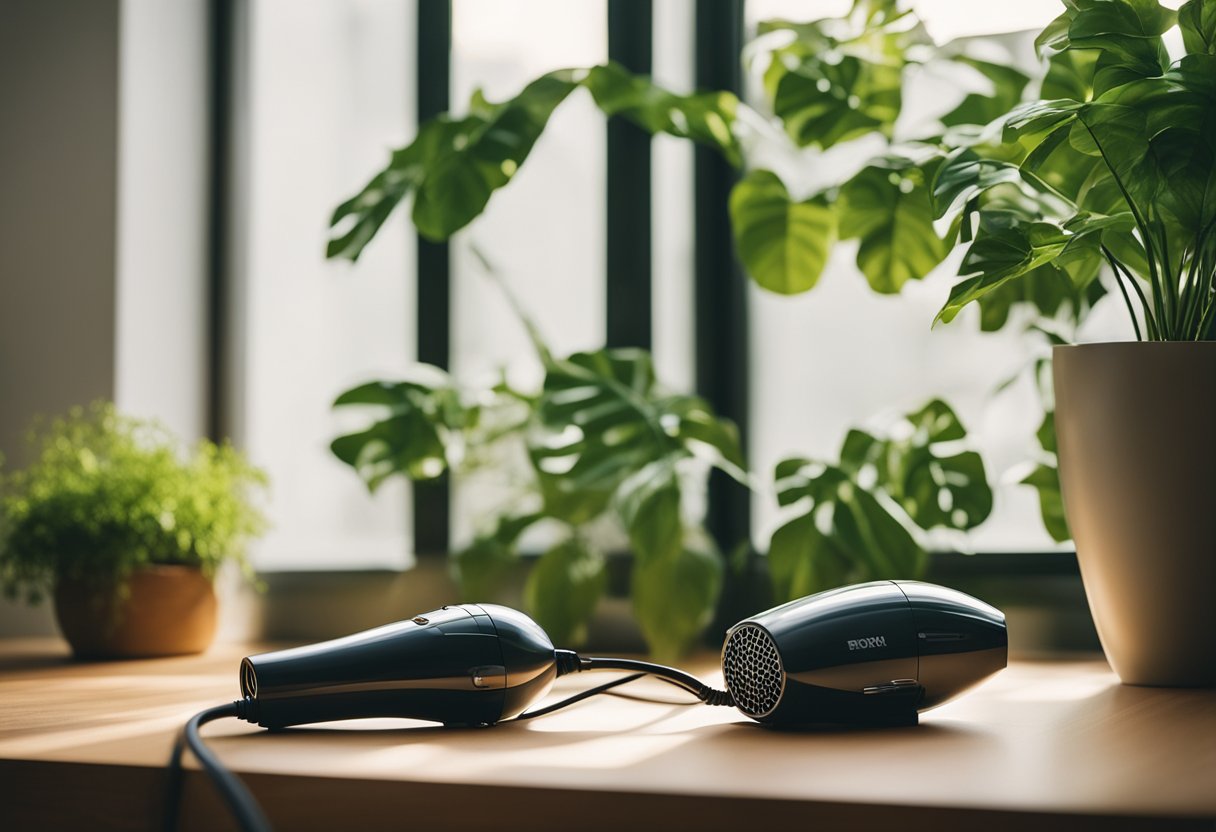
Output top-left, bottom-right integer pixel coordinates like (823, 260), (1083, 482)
(722, 624), (783, 717)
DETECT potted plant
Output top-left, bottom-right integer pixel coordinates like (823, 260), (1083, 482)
(0, 402), (268, 659)
(927, 0), (1216, 686)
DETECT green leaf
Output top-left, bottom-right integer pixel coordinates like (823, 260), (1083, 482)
(940, 58), (1031, 129)
(523, 537), (606, 646)
(729, 171), (836, 295)
(768, 514), (854, 602)
(1021, 464), (1071, 542)
(975, 263), (1101, 331)
(330, 378), (466, 490)
(767, 457), (927, 603)
(838, 159), (949, 293)
(1036, 10), (1074, 54)
(1020, 411), (1070, 542)
(866, 400), (993, 531)
(665, 396), (747, 477)
(584, 63), (741, 167)
(932, 149), (1023, 220)
(936, 217), (1070, 325)
(838, 429), (881, 475)
(1002, 99), (1083, 144)
(1038, 0), (1173, 97)
(1179, 0), (1216, 55)
(832, 486), (927, 579)
(328, 71), (579, 259)
(769, 52), (904, 149)
(615, 461), (682, 564)
(411, 73), (580, 241)
(759, 0), (928, 150)
(1037, 410), (1058, 455)
(1068, 0), (1175, 42)
(631, 533), (723, 661)
(1041, 48), (1099, 101)
(529, 348), (741, 524)
(452, 513), (540, 601)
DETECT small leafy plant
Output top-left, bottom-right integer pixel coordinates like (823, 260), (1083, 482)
(0, 402), (268, 604)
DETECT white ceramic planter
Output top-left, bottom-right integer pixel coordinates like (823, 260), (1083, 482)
(1054, 342), (1216, 687)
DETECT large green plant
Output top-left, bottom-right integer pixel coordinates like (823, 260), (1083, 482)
(0, 402), (268, 604)
(323, 0), (1013, 653)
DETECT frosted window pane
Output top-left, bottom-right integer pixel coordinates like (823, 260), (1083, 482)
(449, 0), (607, 549)
(235, 0), (414, 569)
(652, 0), (696, 395)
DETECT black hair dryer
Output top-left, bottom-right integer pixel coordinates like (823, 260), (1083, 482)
(721, 580), (1007, 727)
(239, 604), (559, 729)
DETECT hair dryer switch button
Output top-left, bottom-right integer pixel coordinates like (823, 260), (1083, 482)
(471, 665), (507, 689)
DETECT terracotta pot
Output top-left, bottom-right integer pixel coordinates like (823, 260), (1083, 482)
(54, 564), (218, 659)
(1054, 342), (1216, 687)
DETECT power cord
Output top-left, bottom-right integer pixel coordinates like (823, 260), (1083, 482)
(513, 672), (647, 720)
(164, 702), (271, 832)
(552, 650), (735, 706)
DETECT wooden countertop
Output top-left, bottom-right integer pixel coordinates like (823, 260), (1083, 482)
(1, 639), (1213, 831)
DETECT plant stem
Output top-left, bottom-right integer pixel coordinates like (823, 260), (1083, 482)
(1103, 247), (1143, 341)
(1153, 222), (1179, 337)
(468, 242), (555, 365)
(1104, 246), (1158, 339)
(1176, 244), (1201, 340)
(1079, 119), (1168, 336)
(1102, 247), (1146, 341)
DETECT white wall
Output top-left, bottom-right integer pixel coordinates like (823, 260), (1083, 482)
(114, 0), (211, 441)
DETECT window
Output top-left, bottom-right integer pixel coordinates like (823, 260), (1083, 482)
(224, 0), (1102, 572)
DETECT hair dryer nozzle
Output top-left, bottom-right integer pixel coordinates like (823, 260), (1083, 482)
(239, 604), (558, 729)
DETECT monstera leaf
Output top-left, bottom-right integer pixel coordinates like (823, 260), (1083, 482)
(529, 348), (743, 526)
(729, 171), (836, 295)
(759, 0), (928, 150)
(841, 400), (994, 532)
(330, 376), (471, 491)
(767, 399), (991, 602)
(838, 157), (950, 293)
(936, 215), (1071, 324)
(768, 459), (925, 603)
